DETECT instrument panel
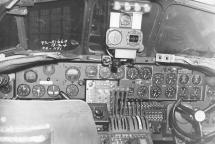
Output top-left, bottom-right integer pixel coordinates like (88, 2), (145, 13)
(15, 63), (206, 102)
(0, 61), (211, 143)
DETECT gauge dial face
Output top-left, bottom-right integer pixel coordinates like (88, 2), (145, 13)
(24, 70), (38, 83)
(190, 87), (201, 100)
(112, 66), (125, 79)
(137, 86), (148, 98)
(47, 85), (60, 97)
(165, 87), (176, 98)
(126, 67), (139, 80)
(99, 67), (111, 79)
(153, 73), (164, 86)
(32, 85), (46, 97)
(139, 67), (152, 80)
(0, 84), (12, 94)
(120, 14), (131, 27)
(178, 87), (189, 100)
(66, 84), (79, 97)
(65, 67), (81, 82)
(192, 74), (201, 85)
(85, 65), (98, 78)
(107, 30), (122, 45)
(207, 86), (215, 100)
(43, 65), (55, 75)
(150, 86), (162, 98)
(166, 73), (177, 85)
(17, 84), (31, 97)
(179, 74), (189, 85)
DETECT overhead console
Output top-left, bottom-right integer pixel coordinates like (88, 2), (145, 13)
(106, 0), (151, 59)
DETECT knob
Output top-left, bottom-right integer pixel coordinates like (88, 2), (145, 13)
(94, 108), (103, 119)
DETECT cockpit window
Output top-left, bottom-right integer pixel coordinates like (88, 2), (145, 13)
(25, 0), (85, 52)
(156, 5), (215, 57)
(0, 15), (18, 50)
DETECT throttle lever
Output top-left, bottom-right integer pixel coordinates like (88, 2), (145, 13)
(59, 91), (71, 100)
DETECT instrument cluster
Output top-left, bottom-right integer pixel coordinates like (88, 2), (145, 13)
(15, 63), (207, 101)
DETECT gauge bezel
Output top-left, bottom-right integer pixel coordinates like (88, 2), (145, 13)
(17, 84), (31, 97)
(66, 84), (79, 97)
(24, 70), (38, 83)
(65, 66), (81, 82)
(32, 84), (46, 97)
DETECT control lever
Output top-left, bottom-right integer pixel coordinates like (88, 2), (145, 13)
(59, 91), (71, 99)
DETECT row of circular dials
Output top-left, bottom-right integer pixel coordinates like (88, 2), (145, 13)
(126, 67), (152, 80)
(179, 74), (202, 85)
(136, 86), (176, 98)
(153, 73), (177, 86)
(24, 66), (56, 83)
(23, 66), (93, 83)
(149, 86), (176, 99)
(99, 66), (125, 79)
(136, 85), (201, 100)
(152, 73), (202, 86)
(17, 84), (79, 98)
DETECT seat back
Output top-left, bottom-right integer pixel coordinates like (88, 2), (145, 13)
(0, 100), (98, 144)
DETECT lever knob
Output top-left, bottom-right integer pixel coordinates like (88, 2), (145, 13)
(94, 108), (104, 119)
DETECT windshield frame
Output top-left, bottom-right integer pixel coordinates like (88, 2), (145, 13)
(149, 0), (215, 57)
(0, 0), (95, 55)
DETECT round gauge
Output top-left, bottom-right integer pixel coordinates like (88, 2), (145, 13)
(85, 65), (98, 78)
(166, 73), (177, 85)
(66, 84), (79, 97)
(32, 85), (46, 97)
(47, 85), (60, 97)
(65, 67), (81, 82)
(153, 73), (164, 86)
(120, 14), (131, 27)
(112, 66), (125, 79)
(165, 87), (176, 98)
(192, 74), (201, 85)
(139, 67), (152, 80)
(150, 86), (162, 98)
(137, 86), (148, 98)
(126, 67), (139, 80)
(0, 75), (9, 86)
(190, 87), (201, 100)
(99, 66), (111, 79)
(17, 84), (31, 97)
(207, 86), (215, 98)
(107, 30), (122, 45)
(207, 87), (215, 101)
(179, 74), (189, 85)
(24, 70), (38, 83)
(43, 65), (55, 75)
(178, 87), (189, 100)
(0, 84), (12, 94)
